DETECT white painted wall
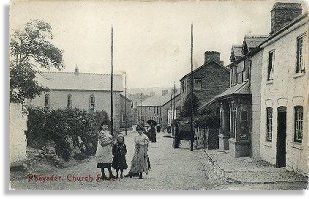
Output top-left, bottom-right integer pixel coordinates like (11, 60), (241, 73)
(260, 18), (309, 174)
(10, 103), (27, 166)
(28, 90), (122, 129)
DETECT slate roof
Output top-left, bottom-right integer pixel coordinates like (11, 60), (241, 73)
(180, 60), (229, 81)
(139, 90), (180, 107)
(216, 81), (250, 99)
(36, 72), (123, 91)
(231, 45), (243, 58)
(198, 81), (250, 111)
(244, 35), (268, 50)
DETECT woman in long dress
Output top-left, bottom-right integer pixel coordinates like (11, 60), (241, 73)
(96, 124), (115, 180)
(125, 125), (150, 179)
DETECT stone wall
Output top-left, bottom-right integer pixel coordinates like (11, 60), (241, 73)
(10, 103), (27, 166)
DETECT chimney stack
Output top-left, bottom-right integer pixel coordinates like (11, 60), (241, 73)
(74, 65), (79, 75)
(271, 2), (302, 34)
(204, 51), (220, 64)
(162, 89), (168, 96)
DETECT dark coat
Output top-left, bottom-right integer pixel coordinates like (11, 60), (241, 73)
(112, 142), (128, 170)
(148, 127), (156, 142)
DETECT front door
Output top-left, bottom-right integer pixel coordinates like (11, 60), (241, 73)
(276, 107), (287, 168)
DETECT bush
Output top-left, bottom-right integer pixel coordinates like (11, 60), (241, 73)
(26, 107), (110, 160)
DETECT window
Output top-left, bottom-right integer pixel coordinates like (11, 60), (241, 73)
(266, 107), (273, 141)
(237, 72), (243, 84)
(296, 34), (306, 74)
(267, 50), (275, 80)
(231, 66), (237, 86)
(194, 79), (202, 90)
(44, 94), (50, 109)
(67, 94), (72, 109)
(89, 94), (95, 110)
(239, 111), (249, 140)
(294, 106), (303, 143)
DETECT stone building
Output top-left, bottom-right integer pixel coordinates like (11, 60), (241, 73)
(180, 51), (230, 108)
(259, 3), (308, 174)
(161, 93), (181, 130)
(136, 91), (172, 125)
(27, 68), (127, 130)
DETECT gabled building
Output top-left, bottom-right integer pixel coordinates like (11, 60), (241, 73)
(205, 35), (267, 158)
(259, 3), (308, 174)
(180, 51), (230, 109)
(27, 67), (128, 130)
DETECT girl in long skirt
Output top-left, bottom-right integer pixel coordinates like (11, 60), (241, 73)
(125, 125), (150, 179)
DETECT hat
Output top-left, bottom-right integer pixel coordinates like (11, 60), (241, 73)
(117, 133), (124, 138)
(136, 124), (144, 131)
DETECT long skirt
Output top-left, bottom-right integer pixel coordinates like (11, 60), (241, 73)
(129, 145), (149, 174)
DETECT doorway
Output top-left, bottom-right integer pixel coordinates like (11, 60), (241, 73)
(276, 107), (287, 168)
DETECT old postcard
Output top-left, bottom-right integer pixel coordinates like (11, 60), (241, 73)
(9, 0), (308, 190)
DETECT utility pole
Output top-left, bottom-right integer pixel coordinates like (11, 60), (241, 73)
(190, 24), (194, 151)
(172, 82), (176, 122)
(124, 72), (127, 135)
(140, 93), (143, 124)
(110, 26), (114, 135)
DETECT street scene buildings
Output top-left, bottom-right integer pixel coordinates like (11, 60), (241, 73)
(9, 0), (308, 190)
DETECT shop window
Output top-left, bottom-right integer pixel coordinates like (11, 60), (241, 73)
(296, 34), (306, 74)
(294, 106), (303, 143)
(267, 50), (275, 80)
(266, 107), (273, 141)
(239, 111), (248, 140)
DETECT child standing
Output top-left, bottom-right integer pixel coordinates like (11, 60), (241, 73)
(96, 123), (115, 180)
(112, 134), (128, 179)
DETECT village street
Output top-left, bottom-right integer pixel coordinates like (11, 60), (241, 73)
(10, 131), (308, 191)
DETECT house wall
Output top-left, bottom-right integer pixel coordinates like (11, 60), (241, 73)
(28, 90), (123, 129)
(250, 50), (263, 160)
(137, 106), (162, 125)
(260, 20), (308, 174)
(119, 95), (134, 128)
(161, 95), (181, 129)
(10, 103), (27, 166)
(180, 62), (230, 107)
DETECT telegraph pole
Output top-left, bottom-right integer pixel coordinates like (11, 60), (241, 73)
(190, 24), (194, 151)
(124, 72), (127, 135)
(110, 26), (114, 135)
(172, 81), (176, 121)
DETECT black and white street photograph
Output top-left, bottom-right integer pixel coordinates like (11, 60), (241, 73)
(7, 0), (309, 191)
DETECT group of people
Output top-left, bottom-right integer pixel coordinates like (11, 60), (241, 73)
(95, 123), (152, 180)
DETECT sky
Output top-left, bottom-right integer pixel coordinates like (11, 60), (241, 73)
(9, 0), (306, 89)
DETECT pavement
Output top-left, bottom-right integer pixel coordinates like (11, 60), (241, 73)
(9, 130), (309, 190)
(204, 149), (308, 190)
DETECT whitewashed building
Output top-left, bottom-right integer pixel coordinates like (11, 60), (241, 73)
(27, 68), (126, 129)
(259, 3), (308, 174)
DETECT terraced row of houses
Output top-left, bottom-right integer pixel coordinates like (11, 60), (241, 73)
(195, 2), (308, 175)
(138, 2), (308, 175)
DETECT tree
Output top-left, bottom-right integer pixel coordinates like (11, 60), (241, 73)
(10, 20), (64, 103)
(180, 93), (199, 118)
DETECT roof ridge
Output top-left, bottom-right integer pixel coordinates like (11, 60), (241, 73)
(41, 71), (122, 76)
